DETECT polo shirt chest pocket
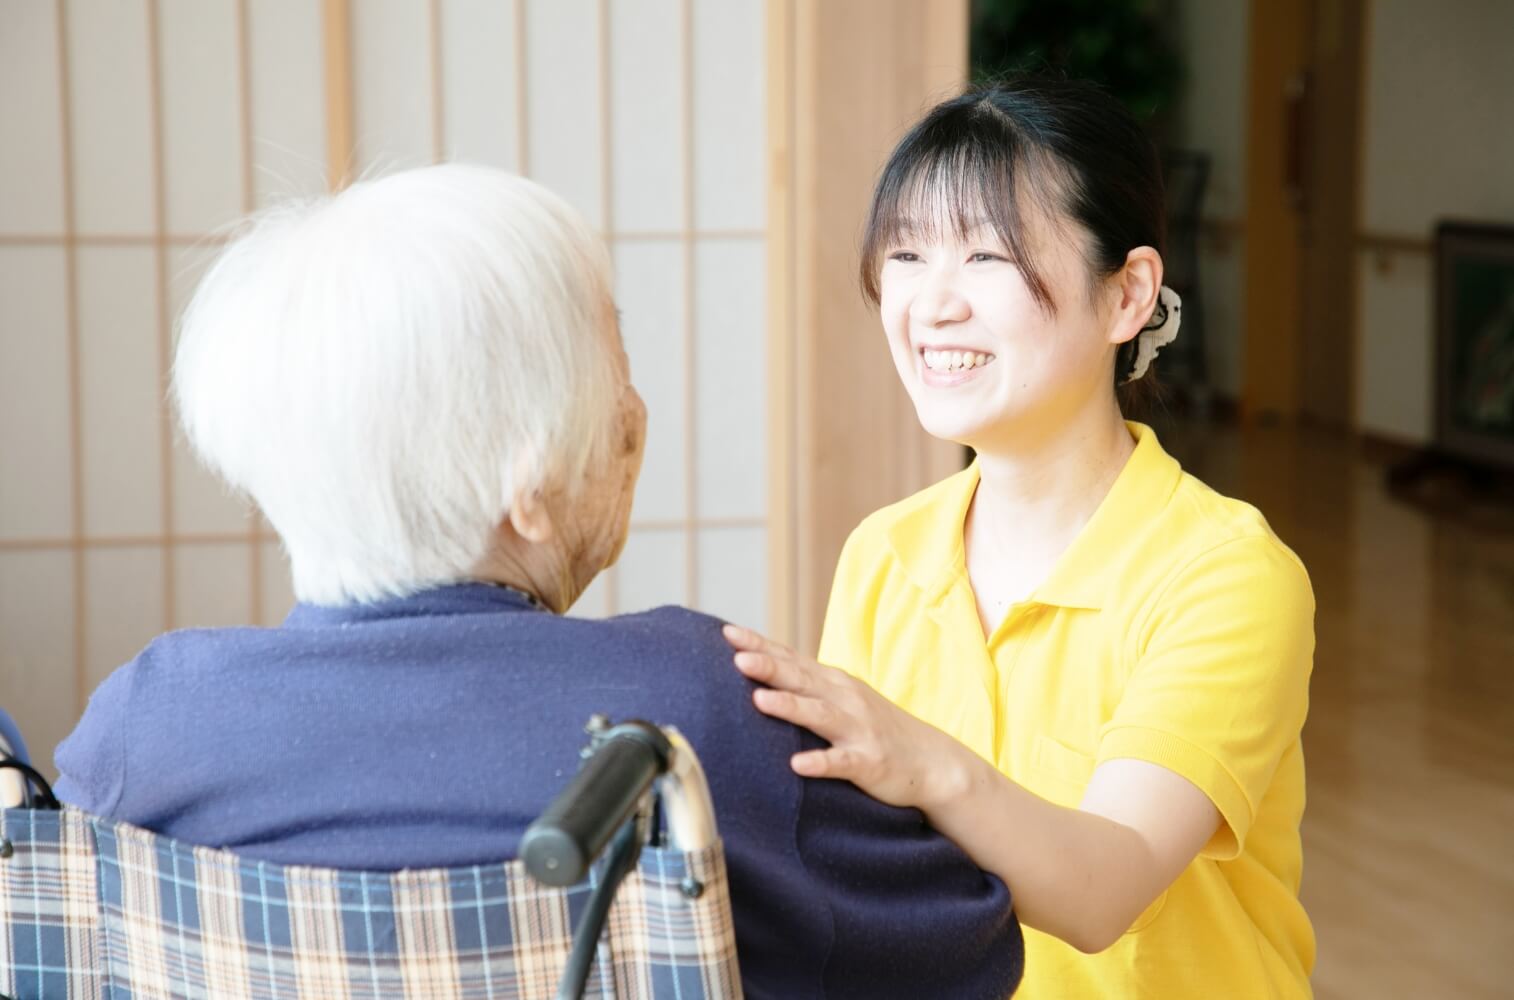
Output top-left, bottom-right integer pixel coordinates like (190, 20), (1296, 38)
(998, 614), (1130, 805)
(1029, 734), (1095, 807)
(1027, 738), (1169, 936)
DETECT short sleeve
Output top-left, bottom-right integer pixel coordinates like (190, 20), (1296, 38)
(1097, 537), (1315, 860)
(52, 659), (135, 816)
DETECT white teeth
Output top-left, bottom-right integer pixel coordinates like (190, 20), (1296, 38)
(923, 349), (996, 372)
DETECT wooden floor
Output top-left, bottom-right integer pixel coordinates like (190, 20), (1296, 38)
(1159, 416), (1514, 999)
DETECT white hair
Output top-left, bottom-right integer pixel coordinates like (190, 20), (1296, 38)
(173, 164), (621, 605)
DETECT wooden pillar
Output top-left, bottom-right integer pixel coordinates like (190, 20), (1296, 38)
(768, 0), (969, 652)
(322, 0), (354, 192)
(1242, 0), (1310, 419)
(1297, 0), (1368, 429)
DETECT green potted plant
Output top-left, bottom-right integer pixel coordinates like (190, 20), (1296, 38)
(971, 0), (1184, 134)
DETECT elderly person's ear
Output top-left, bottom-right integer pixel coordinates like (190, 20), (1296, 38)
(506, 487), (554, 544)
(503, 449), (554, 544)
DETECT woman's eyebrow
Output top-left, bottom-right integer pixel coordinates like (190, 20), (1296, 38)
(893, 215), (998, 238)
(890, 217), (928, 239)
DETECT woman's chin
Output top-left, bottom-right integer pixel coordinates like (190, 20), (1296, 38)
(912, 406), (996, 451)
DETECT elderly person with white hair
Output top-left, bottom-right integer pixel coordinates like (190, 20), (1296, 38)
(53, 165), (1023, 998)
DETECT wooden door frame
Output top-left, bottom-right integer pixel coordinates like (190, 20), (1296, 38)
(1244, 0), (1372, 427)
(1242, 0), (1309, 421)
(765, 0), (969, 651)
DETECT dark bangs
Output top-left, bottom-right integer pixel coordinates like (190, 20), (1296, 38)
(859, 96), (1068, 312)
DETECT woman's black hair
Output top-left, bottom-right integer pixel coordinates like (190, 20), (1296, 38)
(860, 76), (1167, 406)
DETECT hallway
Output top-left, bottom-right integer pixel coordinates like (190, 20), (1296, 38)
(1163, 418), (1514, 999)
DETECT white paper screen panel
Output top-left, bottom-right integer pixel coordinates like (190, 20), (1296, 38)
(0, 0), (771, 775)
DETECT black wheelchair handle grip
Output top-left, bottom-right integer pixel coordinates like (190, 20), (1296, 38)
(521, 722), (672, 887)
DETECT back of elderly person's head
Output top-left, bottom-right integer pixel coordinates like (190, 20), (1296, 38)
(173, 164), (622, 606)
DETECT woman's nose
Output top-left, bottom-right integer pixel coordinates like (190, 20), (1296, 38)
(908, 269), (970, 327)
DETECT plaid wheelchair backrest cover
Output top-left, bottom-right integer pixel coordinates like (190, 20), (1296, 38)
(0, 808), (742, 1000)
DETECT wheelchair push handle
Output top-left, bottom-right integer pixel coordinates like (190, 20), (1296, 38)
(521, 718), (672, 887)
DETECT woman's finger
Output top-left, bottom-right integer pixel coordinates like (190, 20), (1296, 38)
(751, 687), (846, 738)
(790, 746), (858, 780)
(734, 649), (816, 696)
(722, 623), (792, 658)
(732, 649), (774, 682)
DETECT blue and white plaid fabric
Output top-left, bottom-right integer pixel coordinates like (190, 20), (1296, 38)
(0, 808), (741, 999)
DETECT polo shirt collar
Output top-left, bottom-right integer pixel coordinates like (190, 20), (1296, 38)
(886, 422), (1183, 611)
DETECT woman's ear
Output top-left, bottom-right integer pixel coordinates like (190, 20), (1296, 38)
(1108, 247), (1164, 347)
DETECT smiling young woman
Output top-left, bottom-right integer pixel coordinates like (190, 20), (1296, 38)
(725, 78), (1315, 999)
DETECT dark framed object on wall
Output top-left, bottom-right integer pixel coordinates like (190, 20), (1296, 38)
(1435, 221), (1514, 469)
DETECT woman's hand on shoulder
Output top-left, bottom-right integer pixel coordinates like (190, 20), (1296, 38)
(722, 624), (972, 811)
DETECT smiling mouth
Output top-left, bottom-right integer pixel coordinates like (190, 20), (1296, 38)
(922, 349), (996, 373)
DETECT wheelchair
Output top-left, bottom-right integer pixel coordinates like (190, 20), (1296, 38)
(0, 708), (741, 999)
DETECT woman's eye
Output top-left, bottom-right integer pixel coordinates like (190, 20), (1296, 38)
(887, 251), (921, 263)
(969, 252), (1003, 263)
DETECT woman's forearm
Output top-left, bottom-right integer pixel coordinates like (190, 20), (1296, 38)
(720, 625), (1203, 952)
(922, 750), (1167, 953)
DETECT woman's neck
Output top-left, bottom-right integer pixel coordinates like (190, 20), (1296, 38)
(963, 405), (1135, 632)
(974, 406), (1134, 528)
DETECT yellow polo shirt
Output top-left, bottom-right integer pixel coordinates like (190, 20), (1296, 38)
(818, 422), (1315, 999)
